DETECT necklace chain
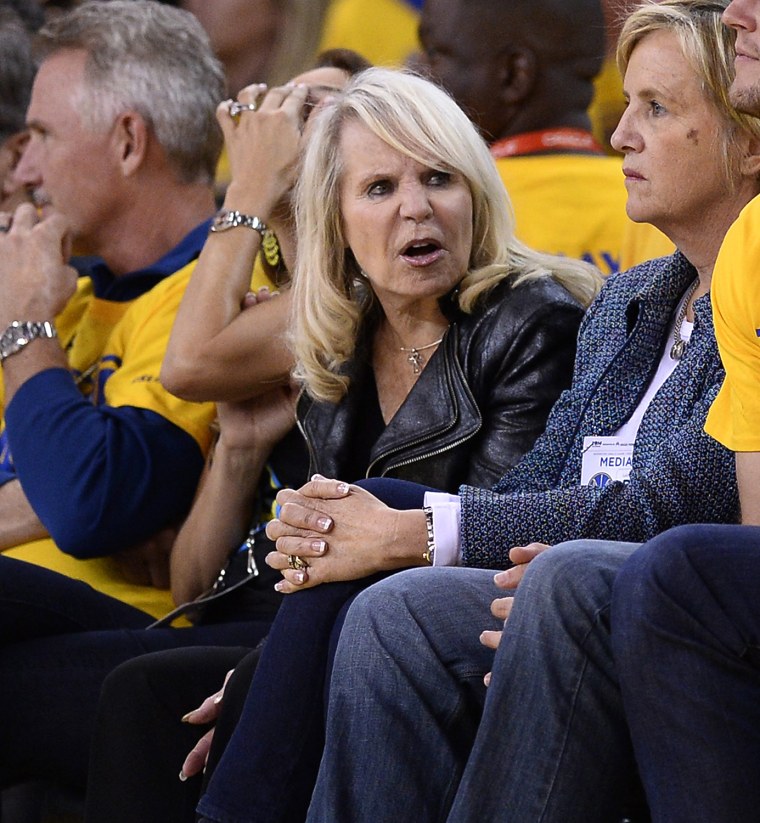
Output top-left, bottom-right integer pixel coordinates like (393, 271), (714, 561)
(399, 336), (444, 374)
(670, 279), (699, 360)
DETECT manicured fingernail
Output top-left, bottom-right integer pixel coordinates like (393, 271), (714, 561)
(337, 482), (350, 494)
(484, 673), (491, 687)
(312, 540), (326, 553)
(317, 517), (332, 531)
(494, 571), (510, 583)
(179, 770), (188, 782)
(275, 581), (286, 592)
(213, 693), (223, 704)
(181, 712), (193, 723)
(311, 473), (326, 480)
(295, 571), (306, 584)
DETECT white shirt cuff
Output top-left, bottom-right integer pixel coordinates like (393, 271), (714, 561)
(423, 491), (462, 566)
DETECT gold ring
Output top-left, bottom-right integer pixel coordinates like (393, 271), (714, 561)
(287, 554), (308, 571)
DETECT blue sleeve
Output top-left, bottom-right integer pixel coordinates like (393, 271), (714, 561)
(5, 367), (205, 558)
(0, 468), (16, 487)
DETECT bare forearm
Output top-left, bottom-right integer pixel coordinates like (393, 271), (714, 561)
(170, 438), (268, 604)
(383, 508), (430, 570)
(0, 479), (49, 551)
(162, 186), (294, 401)
(736, 451), (760, 525)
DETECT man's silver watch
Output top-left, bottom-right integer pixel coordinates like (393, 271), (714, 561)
(0, 320), (58, 363)
(210, 209), (269, 238)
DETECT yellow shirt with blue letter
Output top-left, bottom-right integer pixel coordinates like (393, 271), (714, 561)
(494, 153), (631, 276)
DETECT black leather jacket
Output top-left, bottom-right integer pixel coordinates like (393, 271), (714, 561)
(297, 275), (585, 493)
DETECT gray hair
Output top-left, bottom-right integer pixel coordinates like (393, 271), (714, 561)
(37, 0), (226, 184)
(0, 9), (35, 143)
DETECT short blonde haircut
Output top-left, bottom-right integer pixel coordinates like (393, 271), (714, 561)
(617, 0), (760, 182)
(292, 68), (602, 402)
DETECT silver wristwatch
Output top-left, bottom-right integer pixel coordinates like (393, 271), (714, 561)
(210, 209), (269, 238)
(0, 320), (58, 363)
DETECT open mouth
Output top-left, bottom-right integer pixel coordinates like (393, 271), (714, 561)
(402, 240), (441, 258)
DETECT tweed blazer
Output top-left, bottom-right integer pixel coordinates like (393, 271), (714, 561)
(460, 252), (738, 568)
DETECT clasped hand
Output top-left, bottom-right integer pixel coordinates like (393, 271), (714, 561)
(264, 476), (410, 592)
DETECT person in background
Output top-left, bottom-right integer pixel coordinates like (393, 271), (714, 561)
(319, 0), (421, 67)
(0, 0), (225, 626)
(0, 8), (34, 218)
(417, 0), (631, 276)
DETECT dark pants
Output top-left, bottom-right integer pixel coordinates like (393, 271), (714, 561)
(197, 477), (433, 823)
(0, 556), (272, 793)
(612, 524), (760, 823)
(85, 645), (261, 823)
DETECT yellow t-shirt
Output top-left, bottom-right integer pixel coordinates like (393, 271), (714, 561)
(319, 0), (420, 67)
(4, 262), (215, 617)
(705, 195), (760, 451)
(494, 153), (632, 276)
(5, 256), (277, 619)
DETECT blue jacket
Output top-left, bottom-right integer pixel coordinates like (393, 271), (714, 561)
(460, 252), (737, 568)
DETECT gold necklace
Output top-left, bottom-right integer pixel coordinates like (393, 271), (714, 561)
(399, 337), (444, 374)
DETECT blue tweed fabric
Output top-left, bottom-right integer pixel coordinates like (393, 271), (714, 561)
(460, 252), (738, 569)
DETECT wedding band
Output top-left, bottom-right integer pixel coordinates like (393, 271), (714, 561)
(229, 100), (258, 119)
(287, 555), (308, 571)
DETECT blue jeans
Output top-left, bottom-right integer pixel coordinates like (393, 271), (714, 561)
(196, 477), (433, 823)
(308, 540), (641, 822)
(612, 523), (760, 823)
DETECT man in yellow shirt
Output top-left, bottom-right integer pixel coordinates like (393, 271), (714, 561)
(0, 1), (225, 616)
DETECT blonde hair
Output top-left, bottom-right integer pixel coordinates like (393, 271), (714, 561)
(617, 0), (760, 182)
(292, 68), (602, 402)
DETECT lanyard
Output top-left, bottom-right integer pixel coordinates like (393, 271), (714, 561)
(490, 128), (604, 158)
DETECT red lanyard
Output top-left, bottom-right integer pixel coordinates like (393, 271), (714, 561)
(490, 128), (604, 158)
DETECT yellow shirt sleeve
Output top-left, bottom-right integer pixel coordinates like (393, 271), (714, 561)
(705, 195), (760, 450)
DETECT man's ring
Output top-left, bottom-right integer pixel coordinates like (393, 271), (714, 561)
(229, 100), (258, 119)
(287, 555), (308, 571)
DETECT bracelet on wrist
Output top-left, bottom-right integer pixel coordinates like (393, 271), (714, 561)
(422, 506), (435, 565)
(210, 209), (269, 238)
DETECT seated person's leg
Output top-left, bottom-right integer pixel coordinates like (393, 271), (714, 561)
(307, 566), (499, 823)
(0, 555), (153, 645)
(612, 524), (760, 823)
(449, 539), (641, 823)
(198, 573), (390, 823)
(86, 646), (251, 823)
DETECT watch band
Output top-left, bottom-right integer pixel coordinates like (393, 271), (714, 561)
(0, 320), (58, 363)
(210, 209), (269, 238)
